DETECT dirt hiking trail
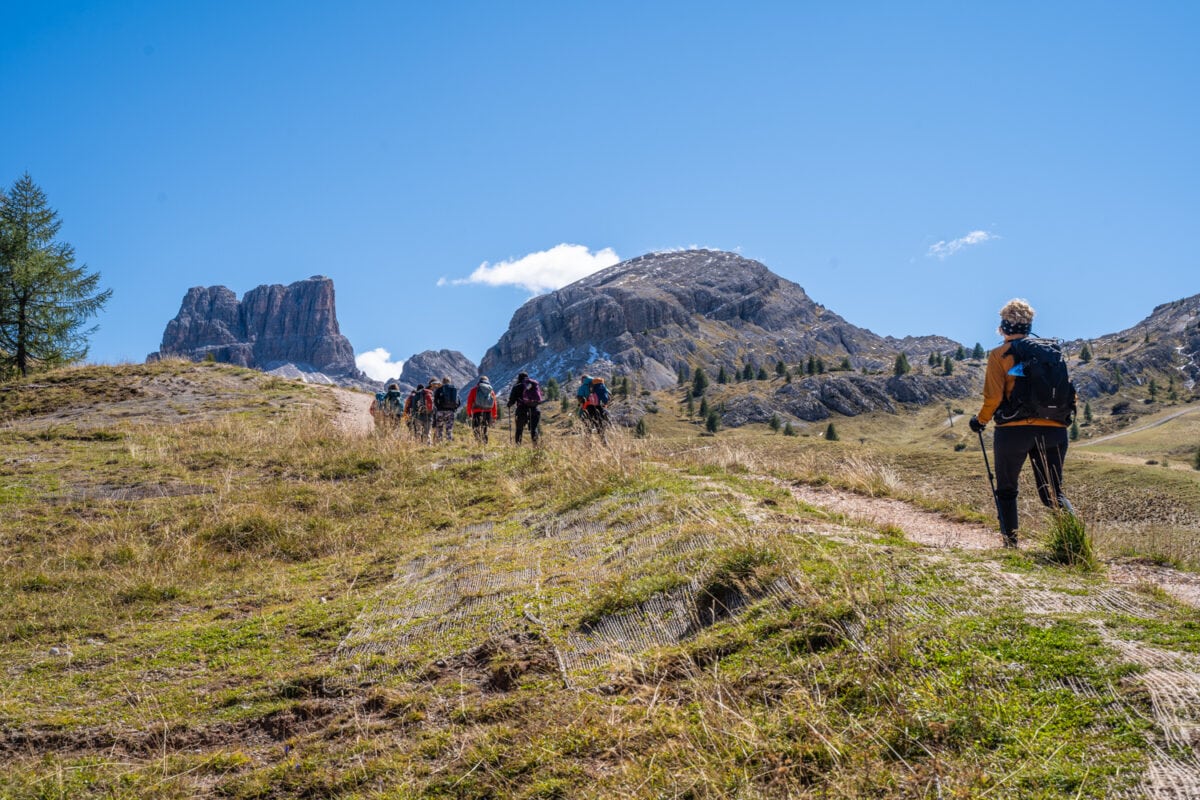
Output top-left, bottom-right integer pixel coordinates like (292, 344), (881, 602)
(778, 478), (1200, 609)
(329, 387), (374, 437)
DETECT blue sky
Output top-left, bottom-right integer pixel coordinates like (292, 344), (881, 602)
(3, 2), (1197, 379)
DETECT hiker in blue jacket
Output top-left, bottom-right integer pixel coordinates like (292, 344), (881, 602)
(576, 374), (611, 436)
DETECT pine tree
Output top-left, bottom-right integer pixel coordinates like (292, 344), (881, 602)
(1084, 402), (1093, 424)
(634, 417), (648, 438)
(717, 365), (728, 384)
(943, 358), (954, 376)
(839, 356), (852, 371)
(972, 343), (986, 360)
(560, 396), (570, 411)
(775, 360), (786, 376)
(705, 411), (720, 434)
(545, 377), (560, 401)
(806, 355), (817, 375)
(692, 367), (709, 398)
(816, 358), (825, 375)
(699, 397), (709, 418)
(1080, 342), (1093, 363)
(1193, 447), (1200, 471)
(825, 422), (838, 441)
(768, 413), (781, 433)
(894, 353), (911, 376)
(955, 345), (966, 361)
(1069, 420), (1079, 441)
(1149, 378), (1158, 399)
(757, 366), (769, 380)
(0, 174), (111, 377)
(743, 363), (755, 381)
(685, 393), (695, 417)
(677, 364), (688, 385)
(783, 422), (796, 436)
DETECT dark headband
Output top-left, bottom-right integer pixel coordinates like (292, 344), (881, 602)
(1000, 319), (1031, 335)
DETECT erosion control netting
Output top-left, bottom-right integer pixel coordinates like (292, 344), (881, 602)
(333, 480), (1200, 797)
(334, 487), (817, 689)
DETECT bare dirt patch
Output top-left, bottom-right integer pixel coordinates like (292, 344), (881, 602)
(329, 387), (374, 437)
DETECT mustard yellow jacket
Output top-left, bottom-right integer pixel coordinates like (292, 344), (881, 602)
(975, 335), (1067, 428)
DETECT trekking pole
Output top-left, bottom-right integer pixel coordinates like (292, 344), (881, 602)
(977, 430), (1008, 533)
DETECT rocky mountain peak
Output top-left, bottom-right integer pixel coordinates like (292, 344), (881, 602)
(1072, 292), (1200, 396)
(479, 249), (959, 393)
(148, 276), (371, 388)
(387, 350), (479, 394)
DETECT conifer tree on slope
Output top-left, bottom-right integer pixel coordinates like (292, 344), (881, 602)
(0, 174), (111, 377)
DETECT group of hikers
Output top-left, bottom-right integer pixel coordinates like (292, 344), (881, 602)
(369, 371), (612, 445)
(367, 296), (1077, 548)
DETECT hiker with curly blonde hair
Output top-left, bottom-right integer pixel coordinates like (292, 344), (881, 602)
(969, 299), (1077, 548)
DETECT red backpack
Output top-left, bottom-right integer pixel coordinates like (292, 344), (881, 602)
(411, 388), (433, 416)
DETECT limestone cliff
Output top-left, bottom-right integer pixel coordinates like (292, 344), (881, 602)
(148, 276), (370, 387)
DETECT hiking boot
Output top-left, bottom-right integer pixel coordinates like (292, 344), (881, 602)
(1002, 531), (1019, 549)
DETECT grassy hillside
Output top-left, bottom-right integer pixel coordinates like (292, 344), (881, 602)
(2, 362), (1199, 798)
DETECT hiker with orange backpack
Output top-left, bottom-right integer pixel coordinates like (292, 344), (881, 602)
(506, 371), (543, 445)
(466, 375), (498, 443)
(969, 299), (1077, 548)
(406, 382), (435, 444)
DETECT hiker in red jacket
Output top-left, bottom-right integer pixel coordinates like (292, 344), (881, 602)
(466, 376), (498, 443)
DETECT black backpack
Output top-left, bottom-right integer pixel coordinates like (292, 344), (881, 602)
(436, 384), (459, 411)
(996, 337), (1076, 424)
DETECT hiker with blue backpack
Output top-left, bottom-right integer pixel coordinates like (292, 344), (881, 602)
(969, 298), (1077, 548)
(371, 382), (404, 429)
(506, 371), (544, 445)
(576, 374), (611, 437)
(466, 375), (498, 443)
(432, 376), (461, 443)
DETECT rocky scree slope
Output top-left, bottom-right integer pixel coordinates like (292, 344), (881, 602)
(1070, 292), (1200, 398)
(479, 249), (971, 423)
(148, 276), (373, 389)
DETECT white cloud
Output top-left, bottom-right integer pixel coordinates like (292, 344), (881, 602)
(356, 348), (404, 381)
(927, 230), (998, 260)
(451, 243), (620, 294)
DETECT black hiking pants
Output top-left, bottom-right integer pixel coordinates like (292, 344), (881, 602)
(514, 405), (540, 444)
(583, 405), (609, 437)
(994, 424), (1071, 536)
